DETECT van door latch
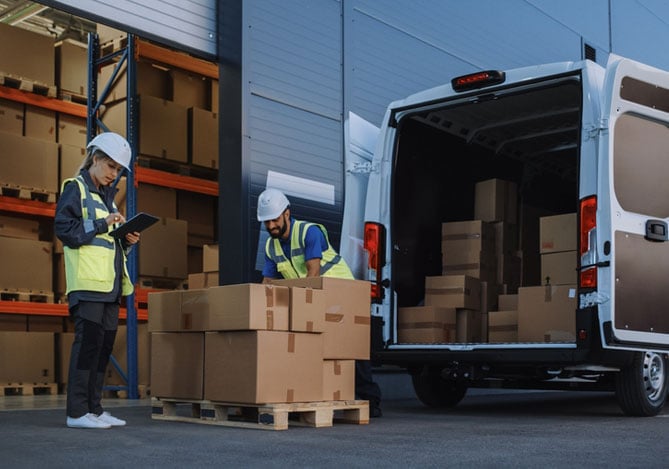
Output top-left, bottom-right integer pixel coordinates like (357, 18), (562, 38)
(645, 219), (668, 242)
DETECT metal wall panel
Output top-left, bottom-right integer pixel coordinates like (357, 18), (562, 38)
(43, 0), (216, 57)
(611, 0), (669, 71)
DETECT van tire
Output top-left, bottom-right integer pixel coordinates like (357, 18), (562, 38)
(615, 351), (668, 416)
(411, 367), (468, 408)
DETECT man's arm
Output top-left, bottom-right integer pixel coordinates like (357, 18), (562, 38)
(305, 258), (321, 277)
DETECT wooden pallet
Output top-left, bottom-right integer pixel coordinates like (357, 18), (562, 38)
(0, 183), (56, 203)
(0, 289), (54, 303)
(0, 71), (57, 97)
(59, 90), (87, 105)
(100, 36), (129, 57)
(137, 155), (218, 181)
(151, 397), (369, 431)
(2, 382), (58, 396)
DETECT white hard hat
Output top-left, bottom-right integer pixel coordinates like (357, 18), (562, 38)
(257, 188), (290, 221)
(87, 132), (132, 172)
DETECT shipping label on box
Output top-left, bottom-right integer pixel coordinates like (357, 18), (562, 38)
(150, 332), (204, 400)
(540, 213), (577, 253)
(517, 285), (576, 342)
(290, 287), (325, 332)
(322, 360), (355, 401)
(204, 330), (324, 404)
(271, 277), (371, 360)
(397, 306), (456, 343)
(425, 275), (481, 310)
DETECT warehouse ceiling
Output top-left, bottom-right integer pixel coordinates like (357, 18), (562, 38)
(0, 0), (95, 43)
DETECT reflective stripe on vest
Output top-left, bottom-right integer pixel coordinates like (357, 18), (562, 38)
(265, 220), (354, 279)
(62, 176), (133, 296)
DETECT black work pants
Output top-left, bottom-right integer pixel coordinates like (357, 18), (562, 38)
(66, 302), (119, 418)
(355, 360), (382, 405)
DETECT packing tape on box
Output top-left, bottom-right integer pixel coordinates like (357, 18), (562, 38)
(265, 285), (274, 307)
(266, 310), (274, 330)
(425, 287), (470, 296)
(286, 388), (294, 402)
(354, 315), (371, 325)
(305, 321), (314, 332)
(489, 325), (518, 332)
(442, 233), (482, 241)
(305, 288), (313, 303)
(333, 390), (341, 400)
(334, 361), (342, 375)
(287, 332), (295, 353)
(181, 313), (192, 330)
(399, 321), (454, 329)
(544, 285), (553, 302)
(325, 313), (344, 323)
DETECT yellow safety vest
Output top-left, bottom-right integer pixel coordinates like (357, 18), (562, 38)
(62, 176), (133, 296)
(265, 220), (354, 279)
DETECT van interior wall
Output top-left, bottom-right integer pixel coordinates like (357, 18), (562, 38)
(393, 82), (581, 307)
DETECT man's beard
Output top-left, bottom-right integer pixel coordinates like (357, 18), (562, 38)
(269, 222), (287, 239)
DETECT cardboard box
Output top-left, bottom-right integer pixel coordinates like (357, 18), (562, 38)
(540, 213), (577, 253)
(177, 190), (216, 240)
(0, 98), (24, 135)
(0, 314), (27, 331)
(59, 144), (85, 190)
(425, 275), (481, 310)
(189, 107), (218, 169)
(0, 23), (54, 85)
(488, 310), (518, 342)
(322, 360), (355, 401)
(541, 251), (577, 285)
(210, 78), (219, 113)
(474, 178), (518, 223)
(96, 23), (126, 45)
(138, 183), (177, 219)
(105, 323), (151, 386)
(457, 309), (482, 342)
(271, 277), (371, 360)
(442, 249), (497, 283)
(100, 100), (126, 137)
(55, 39), (88, 96)
(0, 332), (54, 383)
(441, 220), (495, 260)
(170, 69), (208, 108)
(27, 316), (63, 332)
(187, 272), (219, 290)
(204, 330), (324, 403)
(517, 285), (576, 342)
(497, 253), (521, 293)
(181, 284), (290, 331)
(397, 306), (456, 343)
(0, 132), (59, 193)
(139, 95), (188, 162)
(24, 105), (56, 142)
(0, 237), (53, 291)
(0, 214), (40, 240)
(150, 332), (204, 399)
(57, 114), (87, 147)
(147, 290), (192, 332)
(289, 287), (326, 332)
(498, 294), (518, 311)
(202, 244), (219, 272)
(139, 217), (188, 279)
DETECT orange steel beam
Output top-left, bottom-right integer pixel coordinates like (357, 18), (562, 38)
(0, 196), (56, 217)
(136, 166), (218, 196)
(136, 39), (218, 79)
(0, 301), (147, 320)
(0, 85), (87, 118)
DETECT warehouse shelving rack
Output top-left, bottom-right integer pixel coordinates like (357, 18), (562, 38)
(0, 30), (218, 399)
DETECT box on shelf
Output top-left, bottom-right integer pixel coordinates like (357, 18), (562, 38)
(0, 132), (59, 193)
(0, 214), (40, 240)
(424, 275), (481, 310)
(55, 39), (88, 97)
(98, 60), (169, 102)
(0, 237), (53, 292)
(0, 314), (27, 332)
(0, 98), (24, 135)
(0, 23), (55, 86)
(202, 244), (218, 272)
(138, 183), (177, 219)
(0, 331), (54, 383)
(139, 217), (188, 279)
(189, 107), (218, 169)
(397, 306), (456, 343)
(204, 330), (324, 404)
(177, 190), (216, 241)
(24, 105), (56, 142)
(57, 114), (87, 147)
(169, 69), (208, 109)
(59, 144), (86, 190)
(150, 332), (204, 400)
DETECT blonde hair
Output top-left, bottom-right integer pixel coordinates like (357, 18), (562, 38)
(75, 147), (107, 176)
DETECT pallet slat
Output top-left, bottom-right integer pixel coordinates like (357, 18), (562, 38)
(2, 383), (58, 396)
(151, 397), (369, 431)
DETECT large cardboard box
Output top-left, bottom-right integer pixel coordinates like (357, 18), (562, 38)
(0, 332), (54, 383)
(59, 144), (85, 189)
(139, 217), (188, 279)
(57, 114), (87, 147)
(202, 244), (218, 272)
(181, 284), (290, 331)
(210, 78), (219, 113)
(474, 178), (518, 224)
(138, 95), (188, 162)
(0, 98), (24, 135)
(24, 105), (56, 142)
(290, 287), (326, 333)
(541, 251), (577, 285)
(187, 272), (218, 290)
(424, 275), (481, 310)
(457, 309), (482, 342)
(488, 310), (518, 343)
(0, 314), (27, 331)
(96, 23), (126, 45)
(271, 277), (371, 360)
(177, 190), (215, 241)
(322, 360), (355, 401)
(27, 316), (63, 332)
(55, 39), (88, 97)
(0, 214), (40, 240)
(150, 332), (204, 399)
(498, 294), (519, 311)
(204, 330), (324, 403)
(0, 23), (54, 85)
(398, 306), (456, 343)
(441, 220), (495, 260)
(170, 69), (208, 108)
(189, 107), (218, 169)
(540, 213), (577, 254)
(0, 237), (53, 291)
(442, 249), (497, 283)
(105, 323), (151, 386)
(0, 132), (58, 193)
(147, 290), (191, 332)
(517, 285), (576, 342)
(138, 183), (177, 219)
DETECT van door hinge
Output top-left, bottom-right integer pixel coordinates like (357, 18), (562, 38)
(584, 120), (608, 140)
(347, 161), (375, 174)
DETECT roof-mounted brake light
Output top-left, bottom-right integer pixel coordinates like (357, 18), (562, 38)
(451, 70), (506, 92)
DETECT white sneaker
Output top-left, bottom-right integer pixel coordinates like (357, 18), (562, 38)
(96, 411), (126, 427)
(67, 413), (111, 429)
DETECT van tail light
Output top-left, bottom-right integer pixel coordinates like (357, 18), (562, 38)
(364, 222), (386, 303)
(579, 195), (597, 289)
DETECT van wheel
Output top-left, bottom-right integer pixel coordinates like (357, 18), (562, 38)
(411, 367), (468, 408)
(615, 351), (668, 416)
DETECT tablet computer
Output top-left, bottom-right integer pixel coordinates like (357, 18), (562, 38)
(109, 212), (159, 239)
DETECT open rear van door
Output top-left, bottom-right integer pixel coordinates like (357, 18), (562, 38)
(599, 55), (669, 351)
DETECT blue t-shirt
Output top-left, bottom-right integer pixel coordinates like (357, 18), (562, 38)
(262, 219), (328, 278)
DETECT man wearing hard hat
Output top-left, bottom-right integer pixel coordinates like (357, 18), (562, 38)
(258, 188), (382, 417)
(55, 132), (140, 429)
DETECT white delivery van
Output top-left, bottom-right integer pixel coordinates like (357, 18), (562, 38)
(353, 55), (669, 416)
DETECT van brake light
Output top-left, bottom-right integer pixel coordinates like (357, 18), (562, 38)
(364, 222), (385, 303)
(579, 196), (597, 288)
(451, 70), (505, 92)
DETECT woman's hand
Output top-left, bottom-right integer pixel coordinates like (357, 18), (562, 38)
(125, 231), (140, 245)
(106, 212), (125, 226)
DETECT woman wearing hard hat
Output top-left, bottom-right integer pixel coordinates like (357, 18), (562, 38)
(55, 132), (139, 429)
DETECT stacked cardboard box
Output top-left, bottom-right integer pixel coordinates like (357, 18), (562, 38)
(488, 294), (519, 342)
(539, 213), (577, 286)
(397, 306), (456, 343)
(424, 275), (482, 342)
(148, 278), (369, 404)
